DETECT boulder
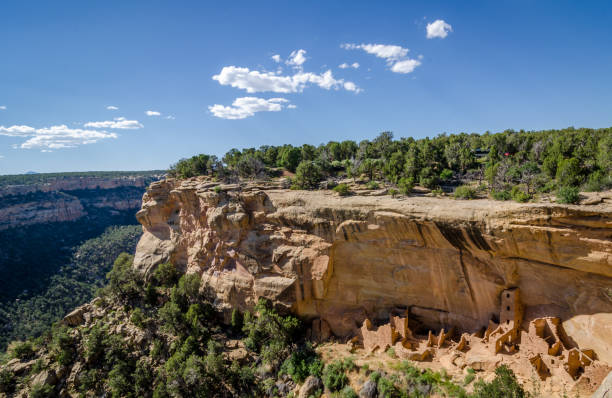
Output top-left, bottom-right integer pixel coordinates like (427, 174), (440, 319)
(298, 376), (323, 398)
(359, 380), (378, 398)
(592, 370), (612, 398)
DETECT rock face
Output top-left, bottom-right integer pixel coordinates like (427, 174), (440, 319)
(0, 176), (158, 230)
(133, 178), (612, 364)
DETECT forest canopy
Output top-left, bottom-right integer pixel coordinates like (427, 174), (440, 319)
(168, 127), (612, 202)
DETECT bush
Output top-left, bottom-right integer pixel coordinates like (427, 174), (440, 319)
(491, 189), (511, 201)
(9, 341), (35, 360)
(231, 308), (243, 333)
(472, 365), (526, 398)
(0, 369), (16, 393)
(152, 262), (178, 287)
(398, 177), (414, 195)
(339, 385), (358, 398)
(280, 344), (323, 383)
(30, 383), (55, 398)
(388, 188), (399, 197)
(440, 168), (453, 181)
(294, 161), (323, 189)
(333, 183), (351, 196)
(322, 360), (349, 392)
(510, 186), (531, 203)
(454, 185), (477, 199)
(242, 299), (301, 368)
(366, 181), (380, 190)
(556, 185), (580, 204)
(130, 308), (145, 328)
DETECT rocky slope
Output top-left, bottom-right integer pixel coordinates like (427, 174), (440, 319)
(133, 178), (612, 367)
(0, 175), (158, 230)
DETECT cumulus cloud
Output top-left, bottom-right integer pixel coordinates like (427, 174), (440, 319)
(106, 105), (119, 110)
(339, 62), (360, 69)
(391, 59), (421, 74)
(0, 124), (117, 150)
(165, 115), (175, 120)
(212, 66), (359, 94)
(146, 110), (161, 116)
(286, 49), (307, 67)
(0, 125), (36, 136)
(342, 43), (421, 74)
(209, 97), (290, 120)
(287, 104), (297, 109)
(271, 54), (281, 63)
(0, 106), (6, 110)
(84, 117), (143, 129)
(426, 20), (452, 39)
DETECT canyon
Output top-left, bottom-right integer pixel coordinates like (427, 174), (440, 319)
(0, 175), (160, 230)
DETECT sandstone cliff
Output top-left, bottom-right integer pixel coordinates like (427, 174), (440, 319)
(0, 176), (157, 230)
(133, 178), (612, 365)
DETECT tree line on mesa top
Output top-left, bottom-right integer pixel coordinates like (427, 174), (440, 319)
(168, 126), (612, 203)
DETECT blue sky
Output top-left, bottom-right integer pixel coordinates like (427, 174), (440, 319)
(1, 1), (611, 174)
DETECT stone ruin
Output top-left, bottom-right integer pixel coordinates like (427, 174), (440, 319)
(348, 288), (610, 389)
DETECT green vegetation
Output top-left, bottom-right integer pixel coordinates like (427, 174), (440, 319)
(0, 225), (141, 350)
(333, 183), (351, 196)
(168, 127), (612, 201)
(0, 252), (326, 396)
(0, 170), (163, 187)
(453, 185), (477, 199)
(556, 185), (580, 204)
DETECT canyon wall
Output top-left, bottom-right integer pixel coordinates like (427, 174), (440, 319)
(0, 176), (158, 230)
(133, 178), (612, 363)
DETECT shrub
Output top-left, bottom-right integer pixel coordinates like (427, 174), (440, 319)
(322, 360), (349, 392)
(231, 308), (243, 333)
(440, 168), (453, 181)
(454, 185), (476, 199)
(242, 299), (301, 368)
(294, 161), (323, 189)
(556, 185), (580, 204)
(130, 307), (145, 328)
(0, 369), (16, 393)
(333, 183), (350, 196)
(388, 188), (399, 197)
(51, 327), (75, 366)
(30, 383), (55, 398)
(9, 341), (35, 360)
(472, 365), (526, 398)
(398, 177), (414, 195)
(510, 186), (531, 203)
(491, 189), (511, 201)
(280, 344), (323, 383)
(377, 376), (403, 398)
(366, 181), (380, 190)
(556, 157), (582, 187)
(152, 262), (179, 287)
(339, 385), (359, 398)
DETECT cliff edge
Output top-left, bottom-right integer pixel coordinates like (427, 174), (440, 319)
(133, 177), (612, 367)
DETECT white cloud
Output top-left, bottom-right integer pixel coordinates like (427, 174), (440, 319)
(287, 104), (297, 109)
(286, 49), (307, 67)
(391, 59), (421, 74)
(0, 106), (6, 110)
(212, 66), (359, 94)
(342, 42), (421, 74)
(0, 125), (37, 136)
(426, 19), (452, 39)
(146, 110), (161, 116)
(106, 105), (119, 110)
(271, 54), (281, 63)
(84, 117), (143, 129)
(342, 43), (408, 61)
(343, 81), (362, 93)
(209, 97), (290, 120)
(0, 155), (4, 158)
(339, 62), (360, 69)
(165, 115), (175, 120)
(0, 124), (117, 149)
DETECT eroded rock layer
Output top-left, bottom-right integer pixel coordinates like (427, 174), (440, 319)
(133, 178), (612, 363)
